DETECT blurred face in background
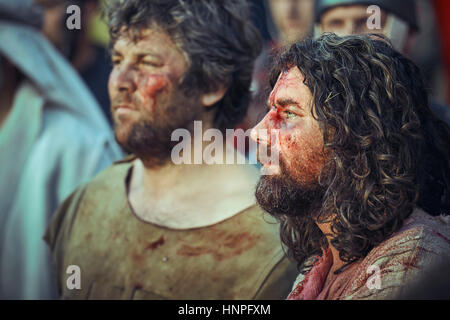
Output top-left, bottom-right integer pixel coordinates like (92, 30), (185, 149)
(319, 5), (412, 53)
(268, 0), (315, 44)
(34, 0), (67, 52)
(320, 5), (387, 35)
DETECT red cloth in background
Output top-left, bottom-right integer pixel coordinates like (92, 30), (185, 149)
(433, 0), (450, 104)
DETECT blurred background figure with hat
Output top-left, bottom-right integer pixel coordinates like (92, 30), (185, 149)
(314, 0), (450, 124)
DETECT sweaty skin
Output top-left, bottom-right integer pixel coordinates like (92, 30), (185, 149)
(109, 70), (169, 117)
(108, 28), (187, 144)
(252, 66), (328, 184)
(252, 66), (346, 279)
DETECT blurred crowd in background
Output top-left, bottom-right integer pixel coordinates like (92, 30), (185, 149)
(0, 0), (449, 299)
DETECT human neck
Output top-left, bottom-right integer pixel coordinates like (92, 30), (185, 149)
(315, 219), (346, 274)
(128, 117), (258, 229)
(135, 136), (249, 196)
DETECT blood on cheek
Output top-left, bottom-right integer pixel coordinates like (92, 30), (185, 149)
(137, 74), (168, 108)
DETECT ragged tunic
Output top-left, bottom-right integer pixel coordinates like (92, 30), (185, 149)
(288, 208), (450, 300)
(45, 158), (298, 299)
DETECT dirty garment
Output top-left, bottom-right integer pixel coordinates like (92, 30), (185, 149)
(45, 158), (298, 299)
(288, 208), (450, 300)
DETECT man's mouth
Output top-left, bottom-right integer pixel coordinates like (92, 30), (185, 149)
(114, 104), (134, 110)
(113, 104), (138, 120)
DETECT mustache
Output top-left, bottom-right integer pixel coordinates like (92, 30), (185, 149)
(110, 94), (139, 110)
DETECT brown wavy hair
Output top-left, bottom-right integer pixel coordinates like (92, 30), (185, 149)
(104, 0), (262, 131)
(268, 33), (450, 269)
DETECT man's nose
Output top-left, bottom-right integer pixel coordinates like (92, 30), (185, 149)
(112, 66), (137, 94)
(250, 112), (272, 146)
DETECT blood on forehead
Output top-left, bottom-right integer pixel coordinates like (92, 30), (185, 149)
(269, 67), (305, 107)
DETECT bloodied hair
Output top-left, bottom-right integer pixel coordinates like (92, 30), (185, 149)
(104, 0), (262, 131)
(268, 33), (450, 268)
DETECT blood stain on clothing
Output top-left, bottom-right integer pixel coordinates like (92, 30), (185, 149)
(176, 230), (261, 261)
(433, 230), (450, 245)
(131, 250), (146, 267)
(134, 282), (144, 290)
(146, 235), (165, 250)
(399, 255), (420, 269)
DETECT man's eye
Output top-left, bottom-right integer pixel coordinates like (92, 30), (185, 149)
(141, 61), (160, 67)
(328, 20), (343, 28)
(111, 58), (121, 65)
(284, 110), (297, 119)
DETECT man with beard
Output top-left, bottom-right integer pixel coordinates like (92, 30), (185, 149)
(252, 33), (450, 299)
(44, 0), (298, 300)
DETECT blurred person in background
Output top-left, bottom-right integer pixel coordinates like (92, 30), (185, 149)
(314, 0), (450, 124)
(0, 0), (122, 299)
(266, 0), (315, 46)
(44, 0), (297, 300)
(433, 0), (450, 105)
(35, 0), (114, 125)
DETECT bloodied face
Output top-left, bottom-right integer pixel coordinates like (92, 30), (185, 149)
(109, 28), (201, 164)
(252, 67), (330, 217)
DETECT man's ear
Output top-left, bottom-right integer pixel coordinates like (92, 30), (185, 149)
(201, 87), (227, 107)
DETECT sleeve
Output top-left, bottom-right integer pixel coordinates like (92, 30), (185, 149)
(43, 185), (87, 296)
(253, 256), (299, 300)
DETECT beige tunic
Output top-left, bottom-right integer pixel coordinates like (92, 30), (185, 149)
(44, 158), (298, 299)
(288, 208), (450, 300)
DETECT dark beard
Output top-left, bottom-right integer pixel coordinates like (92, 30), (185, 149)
(115, 91), (201, 167)
(255, 161), (327, 219)
(117, 120), (181, 167)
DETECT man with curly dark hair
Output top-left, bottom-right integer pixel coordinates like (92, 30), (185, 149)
(252, 33), (450, 299)
(44, 0), (298, 299)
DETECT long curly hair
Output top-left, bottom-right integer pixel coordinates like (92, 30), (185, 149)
(104, 0), (262, 131)
(268, 33), (450, 268)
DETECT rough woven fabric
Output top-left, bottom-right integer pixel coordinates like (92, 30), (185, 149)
(44, 158), (298, 300)
(288, 208), (450, 300)
(287, 248), (333, 300)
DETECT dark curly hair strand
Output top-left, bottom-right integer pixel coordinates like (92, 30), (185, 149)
(104, 0), (262, 131)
